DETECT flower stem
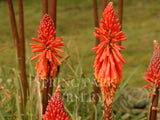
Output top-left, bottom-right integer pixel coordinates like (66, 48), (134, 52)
(7, 1), (28, 119)
(18, 0), (28, 106)
(93, 0), (100, 46)
(48, 78), (53, 100)
(103, 102), (113, 120)
(118, 0), (123, 27)
(150, 87), (159, 120)
(118, 0), (123, 46)
(43, 79), (48, 114)
(49, 0), (57, 29)
(89, 1), (100, 119)
(42, 0), (48, 15)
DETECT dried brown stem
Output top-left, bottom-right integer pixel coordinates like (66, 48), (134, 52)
(50, 0), (58, 77)
(49, 0), (59, 100)
(48, 78), (53, 100)
(149, 86), (159, 120)
(43, 79), (49, 114)
(18, 0), (28, 105)
(118, 0), (123, 46)
(89, 1), (100, 120)
(118, 0), (123, 26)
(7, 0), (28, 118)
(43, 0), (58, 113)
(49, 0), (59, 77)
(7, 0), (20, 58)
(49, 0), (57, 29)
(93, 0), (100, 46)
(42, 0), (48, 15)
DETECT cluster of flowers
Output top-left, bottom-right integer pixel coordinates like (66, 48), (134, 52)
(30, 2), (160, 120)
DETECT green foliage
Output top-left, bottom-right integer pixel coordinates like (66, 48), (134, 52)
(112, 65), (149, 120)
(0, 59), (149, 119)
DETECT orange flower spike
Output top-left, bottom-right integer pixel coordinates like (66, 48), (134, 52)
(30, 14), (64, 79)
(143, 40), (160, 92)
(93, 3), (126, 119)
(43, 86), (72, 120)
(93, 2), (126, 86)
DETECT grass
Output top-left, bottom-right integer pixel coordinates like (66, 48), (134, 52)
(0, 0), (160, 119)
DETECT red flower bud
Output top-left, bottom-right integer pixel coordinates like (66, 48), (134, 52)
(43, 86), (72, 120)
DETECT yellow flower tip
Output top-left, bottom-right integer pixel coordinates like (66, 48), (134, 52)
(153, 40), (159, 47)
(56, 85), (61, 92)
(153, 40), (157, 44)
(153, 40), (159, 49)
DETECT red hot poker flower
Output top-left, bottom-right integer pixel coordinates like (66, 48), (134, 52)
(43, 86), (72, 120)
(92, 2), (126, 119)
(143, 40), (160, 97)
(93, 2), (126, 87)
(30, 14), (64, 79)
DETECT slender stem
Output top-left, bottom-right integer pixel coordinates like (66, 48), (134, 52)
(44, 63), (52, 114)
(89, 82), (100, 120)
(7, 0), (27, 119)
(18, 0), (28, 106)
(103, 102), (113, 120)
(149, 79), (159, 120)
(89, 1), (100, 120)
(150, 87), (159, 120)
(93, 0), (100, 46)
(42, 0), (48, 15)
(118, 0), (123, 27)
(118, 0), (123, 45)
(49, 0), (60, 78)
(7, 0), (20, 59)
(41, 0), (49, 115)
(43, 79), (49, 114)
(48, 78), (53, 100)
(49, 0), (57, 29)
(102, 0), (107, 11)
(56, 65), (60, 77)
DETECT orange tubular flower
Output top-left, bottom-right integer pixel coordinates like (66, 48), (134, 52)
(143, 40), (160, 97)
(43, 86), (72, 120)
(93, 2), (126, 86)
(92, 2), (126, 119)
(30, 14), (64, 79)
